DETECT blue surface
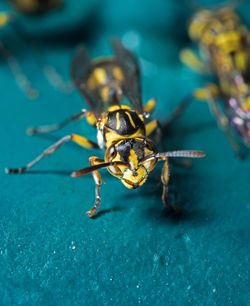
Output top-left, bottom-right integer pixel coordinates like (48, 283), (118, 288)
(0, 0), (249, 305)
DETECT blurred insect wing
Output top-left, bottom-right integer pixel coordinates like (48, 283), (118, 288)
(71, 45), (105, 118)
(112, 39), (144, 114)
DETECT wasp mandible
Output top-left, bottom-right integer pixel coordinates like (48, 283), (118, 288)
(6, 40), (205, 217)
(180, 7), (250, 157)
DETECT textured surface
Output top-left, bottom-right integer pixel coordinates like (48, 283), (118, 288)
(0, 0), (250, 305)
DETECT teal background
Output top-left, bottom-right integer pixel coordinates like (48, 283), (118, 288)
(0, 0), (249, 305)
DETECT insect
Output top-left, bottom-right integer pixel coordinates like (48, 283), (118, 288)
(7, 0), (62, 15)
(0, 0), (69, 99)
(6, 40), (205, 217)
(180, 6), (250, 157)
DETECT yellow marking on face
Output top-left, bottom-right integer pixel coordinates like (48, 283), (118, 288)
(129, 149), (138, 169)
(113, 67), (124, 81)
(125, 111), (136, 128)
(116, 112), (121, 130)
(121, 166), (148, 189)
(101, 86), (109, 102)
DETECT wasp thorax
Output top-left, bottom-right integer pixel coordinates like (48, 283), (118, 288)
(105, 138), (158, 189)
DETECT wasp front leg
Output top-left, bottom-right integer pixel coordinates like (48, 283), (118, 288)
(6, 134), (99, 174)
(161, 158), (180, 213)
(180, 48), (208, 74)
(87, 157), (104, 217)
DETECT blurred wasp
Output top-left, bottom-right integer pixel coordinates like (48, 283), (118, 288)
(7, 0), (61, 15)
(0, 10), (39, 98)
(0, 0), (69, 99)
(6, 40), (205, 217)
(180, 6), (250, 157)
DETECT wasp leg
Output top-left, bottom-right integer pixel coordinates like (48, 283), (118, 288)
(164, 96), (193, 128)
(193, 84), (220, 101)
(206, 85), (242, 157)
(27, 109), (92, 135)
(5, 134), (99, 174)
(0, 41), (38, 99)
(180, 48), (208, 74)
(86, 157), (104, 218)
(146, 120), (160, 136)
(163, 85), (219, 128)
(144, 98), (157, 114)
(161, 158), (180, 213)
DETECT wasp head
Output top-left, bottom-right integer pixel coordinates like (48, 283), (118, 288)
(105, 138), (158, 189)
(189, 8), (241, 44)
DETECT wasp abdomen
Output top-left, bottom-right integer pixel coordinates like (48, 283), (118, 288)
(105, 109), (145, 136)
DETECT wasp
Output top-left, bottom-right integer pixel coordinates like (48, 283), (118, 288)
(7, 0), (62, 15)
(6, 40), (205, 217)
(0, 0), (69, 99)
(180, 7), (250, 157)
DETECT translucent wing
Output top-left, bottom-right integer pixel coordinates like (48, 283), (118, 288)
(112, 39), (144, 114)
(71, 45), (105, 118)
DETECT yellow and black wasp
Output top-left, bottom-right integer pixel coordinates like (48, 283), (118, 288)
(6, 40), (205, 218)
(7, 0), (62, 15)
(180, 6), (250, 157)
(0, 0), (67, 99)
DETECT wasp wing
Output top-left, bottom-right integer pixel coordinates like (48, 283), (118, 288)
(112, 39), (144, 114)
(71, 45), (105, 118)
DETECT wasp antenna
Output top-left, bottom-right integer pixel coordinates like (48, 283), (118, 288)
(71, 161), (129, 178)
(157, 150), (206, 159)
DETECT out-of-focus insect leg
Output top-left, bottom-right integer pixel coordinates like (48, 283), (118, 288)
(164, 96), (193, 128)
(144, 98), (157, 115)
(206, 85), (241, 157)
(5, 134), (99, 174)
(161, 157), (180, 213)
(27, 109), (89, 135)
(146, 120), (160, 136)
(0, 41), (38, 99)
(180, 48), (208, 73)
(86, 157), (104, 218)
(193, 84), (220, 101)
